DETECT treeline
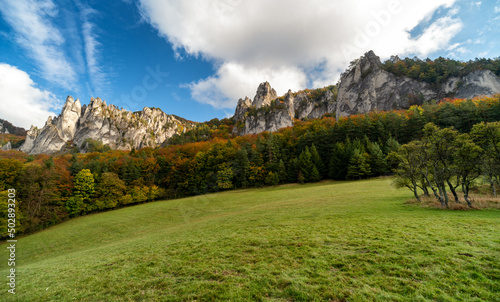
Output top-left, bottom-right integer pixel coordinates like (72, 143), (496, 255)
(393, 121), (500, 207)
(382, 56), (500, 89)
(1, 95), (500, 237)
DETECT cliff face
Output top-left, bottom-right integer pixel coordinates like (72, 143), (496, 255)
(234, 51), (500, 135)
(233, 82), (337, 135)
(20, 96), (196, 154)
(336, 51), (436, 119)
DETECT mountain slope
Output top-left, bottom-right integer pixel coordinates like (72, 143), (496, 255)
(2, 178), (499, 301)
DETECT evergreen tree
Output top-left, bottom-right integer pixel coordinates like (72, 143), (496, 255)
(299, 147), (316, 182)
(368, 142), (387, 176)
(310, 166), (321, 182)
(277, 159), (287, 184)
(310, 144), (324, 179)
(347, 149), (371, 180)
(329, 142), (348, 180)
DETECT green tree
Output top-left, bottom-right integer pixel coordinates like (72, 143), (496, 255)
(94, 172), (126, 210)
(347, 148), (371, 180)
(329, 142), (348, 180)
(392, 142), (425, 202)
(68, 169), (95, 215)
(453, 134), (482, 207)
(216, 163), (234, 190)
(310, 144), (324, 179)
(422, 123), (460, 205)
(368, 141), (387, 176)
(277, 159), (287, 184)
(470, 121), (500, 196)
(299, 147), (316, 182)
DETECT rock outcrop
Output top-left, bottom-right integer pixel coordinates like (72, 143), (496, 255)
(233, 83), (337, 135)
(336, 51), (436, 119)
(442, 70), (500, 99)
(232, 50), (500, 136)
(1, 141), (12, 151)
(232, 82), (293, 135)
(20, 96), (196, 154)
(336, 51), (500, 118)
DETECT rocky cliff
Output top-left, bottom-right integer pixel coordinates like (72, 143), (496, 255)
(20, 96), (196, 154)
(336, 51), (500, 118)
(234, 51), (500, 135)
(233, 82), (337, 135)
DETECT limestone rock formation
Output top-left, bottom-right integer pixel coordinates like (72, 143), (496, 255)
(233, 83), (337, 135)
(253, 82), (278, 108)
(1, 141), (11, 151)
(443, 70), (500, 99)
(19, 126), (40, 153)
(337, 51), (500, 119)
(336, 51), (436, 119)
(20, 96), (196, 154)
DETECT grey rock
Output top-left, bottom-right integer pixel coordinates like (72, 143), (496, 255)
(19, 96), (196, 154)
(453, 70), (500, 99)
(233, 82), (293, 135)
(1, 141), (11, 151)
(253, 82), (277, 108)
(233, 97), (252, 121)
(336, 51), (436, 119)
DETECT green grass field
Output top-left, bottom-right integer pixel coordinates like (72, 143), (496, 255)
(1, 178), (499, 301)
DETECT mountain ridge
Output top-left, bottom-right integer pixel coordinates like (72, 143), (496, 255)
(11, 50), (500, 154)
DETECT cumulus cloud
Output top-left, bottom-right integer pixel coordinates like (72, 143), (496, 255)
(0, 0), (76, 88)
(0, 63), (59, 129)
(187, 62), (307, 108)
(139, 0), (462, 108)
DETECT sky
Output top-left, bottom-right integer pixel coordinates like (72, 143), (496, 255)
(0, 0), (499, 129)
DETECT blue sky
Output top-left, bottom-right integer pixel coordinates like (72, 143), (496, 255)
(0, 0), (499, 129)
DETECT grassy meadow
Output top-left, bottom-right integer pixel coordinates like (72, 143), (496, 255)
(1, 178), (499, 301)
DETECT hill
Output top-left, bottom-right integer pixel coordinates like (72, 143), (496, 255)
(1, 178), (499, 301)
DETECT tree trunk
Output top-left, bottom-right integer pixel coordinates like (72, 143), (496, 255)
(490, 179), (497, 197)
(413, 183), (421, 202)
(446, 179), (460, 203)
(463, 184), (472, 208)
(423, 173), (445, 207)
(438, 184), (448, 208)
(422, 184), (430, 197)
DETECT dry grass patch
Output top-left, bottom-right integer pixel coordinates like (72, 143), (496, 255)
(406, 193), (500, 210)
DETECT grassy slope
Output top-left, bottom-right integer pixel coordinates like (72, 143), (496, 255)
(1, 178), (499, 301)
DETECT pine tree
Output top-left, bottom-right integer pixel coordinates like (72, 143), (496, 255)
(368, 142), (387, 176)
(347, 149), (371, 180)
(277, 159), (287, 184)
(310, 144), (324, 179)
(299, 147), (316, 182)
(329, 142), (347, 180)
(310, 166), (321, 182)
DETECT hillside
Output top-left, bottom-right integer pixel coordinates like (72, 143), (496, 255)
(1, 178), (498, 301)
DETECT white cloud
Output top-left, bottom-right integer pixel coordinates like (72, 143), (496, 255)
(80, 6), (106, 96)
(0, 63), (59, 129)
(139, 0), (461, 109)
(187, 62), (307, 108)
(0, 0), (76, 88)
(495, 6), (500, 13)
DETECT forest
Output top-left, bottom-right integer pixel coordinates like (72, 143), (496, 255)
(1, 95), (500, 238)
